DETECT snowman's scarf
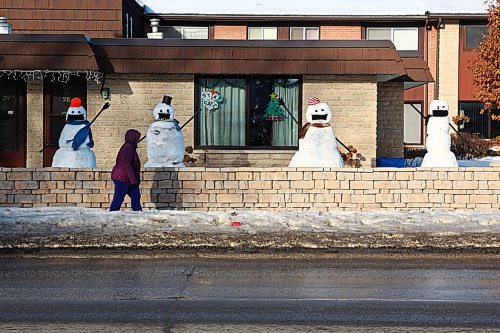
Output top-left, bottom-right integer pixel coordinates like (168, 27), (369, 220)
(65, 120), (94, 151)
(155, 119), (181, 131)
(299, 122), (331, 139)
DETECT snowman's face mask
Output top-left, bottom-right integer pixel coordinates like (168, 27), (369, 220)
(429, 100), (449, 117)
(306, 102), (332, 124)
(153, 102), (176, 121)
(66, 106), (87, 121)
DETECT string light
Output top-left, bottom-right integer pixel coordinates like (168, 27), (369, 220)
(0, 70), (103, 85)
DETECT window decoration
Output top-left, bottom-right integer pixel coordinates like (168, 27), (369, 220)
(201, 89), (224, 112)
(197, 77), (299, 148)
(262, 92), (285, 121)
(0, 70), (102, 85)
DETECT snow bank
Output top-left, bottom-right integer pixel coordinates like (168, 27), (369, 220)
(1, 207), (498, 236)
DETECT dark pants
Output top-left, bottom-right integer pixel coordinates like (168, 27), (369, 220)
(109, 179), (142, 211)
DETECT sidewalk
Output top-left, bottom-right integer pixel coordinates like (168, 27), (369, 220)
(0, 207), (499, 251)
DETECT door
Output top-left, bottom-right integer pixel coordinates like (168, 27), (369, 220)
(43, 77), (87, 166)
(0, 78), (27, 167)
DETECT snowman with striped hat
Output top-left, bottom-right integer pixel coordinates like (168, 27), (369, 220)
(289, 96), (344, 168)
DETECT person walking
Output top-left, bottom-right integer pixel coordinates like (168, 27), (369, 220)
(110, 129), (142, 211)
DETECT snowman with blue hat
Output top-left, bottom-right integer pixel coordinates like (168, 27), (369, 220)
(52, 97), (97, 168)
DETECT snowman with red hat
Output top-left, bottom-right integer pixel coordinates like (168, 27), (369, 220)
(144, 95), (186, 167)
(52, 97), (97, 168)
(289, 96), (344, 168)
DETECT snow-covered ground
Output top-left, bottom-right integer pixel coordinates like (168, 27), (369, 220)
(406, 156), (500, 167)
(1, 207), (498, 236)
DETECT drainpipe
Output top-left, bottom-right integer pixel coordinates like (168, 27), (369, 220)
(0, 17), (12, 34)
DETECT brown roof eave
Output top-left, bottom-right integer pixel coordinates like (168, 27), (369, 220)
(0, 34), (100, 72)
(93, 39), (407, 76)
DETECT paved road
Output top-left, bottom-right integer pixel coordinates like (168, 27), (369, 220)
(0, 252), (499, 332)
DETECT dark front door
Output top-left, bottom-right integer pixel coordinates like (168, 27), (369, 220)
(43, 77), (87, 166)
(0, 78), (27, 167)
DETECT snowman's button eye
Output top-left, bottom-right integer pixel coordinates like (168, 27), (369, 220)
(321, 109), (324, 111)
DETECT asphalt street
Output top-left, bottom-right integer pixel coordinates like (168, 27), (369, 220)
(0, 252), (498, 332)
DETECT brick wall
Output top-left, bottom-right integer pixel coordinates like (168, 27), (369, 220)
(24, 74), (401, 169)
(377, 82), (404, 158)
(303, 75), (378, 166)
(438, 21), (460, 121)
(320, 25), (361, 40)
(213, 25), (247, 39)
(426, 26), (438, 101)
(26, 80), (43, 167)
(1, 168), (499, 211)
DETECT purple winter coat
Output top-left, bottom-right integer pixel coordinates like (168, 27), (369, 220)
(111, 129), (141, 184)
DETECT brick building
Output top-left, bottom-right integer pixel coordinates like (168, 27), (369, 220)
(1, 0), (490, 169)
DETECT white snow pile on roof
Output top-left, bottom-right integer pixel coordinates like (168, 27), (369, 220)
(140, 0), (487, 16)
(1, 207), (498, 235)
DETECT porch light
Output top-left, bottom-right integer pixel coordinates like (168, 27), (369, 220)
(0, 17), (11, 34)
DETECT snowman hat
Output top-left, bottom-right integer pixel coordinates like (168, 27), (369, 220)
(308, 96), (321, 105)
(66, 97), (87, 120)
(162, 95), (172, 105)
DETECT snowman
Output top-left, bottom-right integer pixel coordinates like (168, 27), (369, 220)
(52, 97), (97, 168)
(289, 96), (344, 168)
(421, 99), (458, 167)
(144, 95), (186, 168)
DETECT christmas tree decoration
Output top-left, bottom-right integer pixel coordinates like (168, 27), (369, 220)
(263, 92), (286, 121)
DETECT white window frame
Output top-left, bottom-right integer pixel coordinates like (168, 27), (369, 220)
(247, 27), (278, 40)
(404, 102), (423, 145)
(164, 26), (209, 39)
(290, 27), (320, 40)
(366, 27), (419, 51)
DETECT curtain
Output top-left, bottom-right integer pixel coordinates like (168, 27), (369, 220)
(198, 78), (246, 146)
(272, 79), (299, 146)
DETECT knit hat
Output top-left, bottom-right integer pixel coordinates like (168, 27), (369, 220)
(307, 96), (321, 105)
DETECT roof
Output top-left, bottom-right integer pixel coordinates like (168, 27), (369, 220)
(0, 35), (433, 83)
(93, 39), (409, 78)
(140, 0), (487, 16)
(0, 0), (125, 38)
(399, 51), (434, 83)
(0, 35), (100, 71)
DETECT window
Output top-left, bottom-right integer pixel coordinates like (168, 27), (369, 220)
(465, 26), (488, 49)
(290, 27), (319, 40)
(162, 26), (208, 39)
(458, 102), (500, 139)
(248, 27), (278, 40)
(404, 103), (423, 144)
(196, 77), (300, 148)
(366, 27), (419, 51)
